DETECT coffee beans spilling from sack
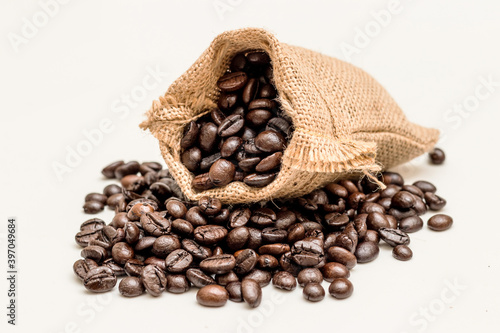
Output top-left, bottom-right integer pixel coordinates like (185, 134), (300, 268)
(74, 158), (452, 306)
(179, 51), (292, 190)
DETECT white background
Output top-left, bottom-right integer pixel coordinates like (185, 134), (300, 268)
(1, 1), (500, 332)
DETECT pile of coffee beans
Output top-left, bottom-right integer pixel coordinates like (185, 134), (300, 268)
(179, 51), (293, 191)
(74, 158), (452, 307)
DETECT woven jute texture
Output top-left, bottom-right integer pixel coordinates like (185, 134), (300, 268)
(140, 28), (439, 204)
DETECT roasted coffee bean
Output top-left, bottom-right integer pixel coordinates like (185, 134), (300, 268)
(109, 242), (133, 265)
(250, 208), (276, 226)
(139, 161), (162, 175)
(325, 212), (350, 228)
(114, 161), (140, 180)
(428, 214), (453, 231)
(254, 130), (285, 153)
(272, 271), (297, 291)
(120, 174), (145, 192)
(399, 216), (423, 233)
(186, 268), (216, 288)
(243, 173), (277, 187)
(239, 157), (261, 172)
(243, 139), (262, 154)
(279, 252), (302, 276)
(291, 240), (324, 267)
(266, 117), (291, 137)
(321, 262), (350, 282)
(413, 180), (436, 194)
(107, 193), (124, 209)
(209, 159), (235, 187)
(229, 208), (251, 228)
(221, 136), (243, 158)
(101, 258), (125, 277)
(73, 258), (99, 280)
(348, 192), (365, 209)
(259, 243), (290, 256)
(141, 264), (167, 297)
(75, 228), (102, 248)
(378, 228), (410, 247)
(255, 152), (283, 173)
(297, 268), (323, 287)
(361, 230), (380, 244)
(388, 208), (417, 221)
(413, 197), (428, 215)
(386, 215), (398, 229)
(194, 225), (228, 245)
(241, 278), (262, 308)
(81, 245), (107, 263)
(152, 235), (181, 258)
(215, 271), (239, 286)
(198, 122), (218, 153)
(365, 192), (381, 203)
(222, 282), (242, 303)
(242, 77), (259, 104)
(391, 191), (415, 209)
(287, 223), (306, 244)
(166, 274), (190, 294)
(247, 51), (270, 65)
(85, 192), (107, 204)
(382, 172), (404, 186)
(327, 246), (357, 270)
(246, 109), (273, 127)
(143, 257), (167, 272)
(141, 212), (171, 236)
(230, 53), (247, 72)
(380, 184), (401, 198)
(197, 285), (229, 307)
(127, 202), (155, 221)
(257, 254), (279, 270)
(226, 227), (250, 251)
(218, 114), (244, 137)
(329, 278), (353, 299)
(84, 266), (117, 293)
(393, 245), (413, 261)
(182, 239), (212, 261)
(210, 108), (226, 126)
(218, 71), (248, 92)
(275, 210), (297, 229)
(259, 83), (276, 99)
(165, 249), (193, 273)
(102, 160), (124, 178)
(166, 200), (187, 218)
(366, 212), (390, 231)
(243, 269), (272, 288)
(248, 98), (275, 111)
(261, 227), (288, 243)
(218, 92), (238, 111)
(424, 192), (447, 211)
(303, 283), (325, 302)
(181, 121), (199, 149)
(378, 197), (392, 211)
(401, 185), (424, 199)
(119, 276), (144, 297)
(183, 206), (206, 227)
(429, 148), (445, 165)
(83, 201), (104, 214)
(353, 214), (368, 238)
(123, 222), (140, 244)
(123, 259), (145, 277)
(182, 147), (202, 172)
(200, 254), (236, 274)
(359, 202), (386, 215)
(354, 241), (379, 263)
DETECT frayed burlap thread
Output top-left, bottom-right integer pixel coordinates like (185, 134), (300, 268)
(140, 28), (439, 204)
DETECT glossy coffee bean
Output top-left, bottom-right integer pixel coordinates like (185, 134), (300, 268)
(327, 246), (357, 270)
(321, 262), (350, 282)
(81, 245), (107, 263)
(152, 235), (181, 258)
(382, 172), (404, 186)
(84, 266), (117, 293)
(140, 264), (167, 297)
(141, 212), (171, 236)
(234, 249), (258, 274)
(246, 109), (272, 127)
(303, 283), (325, 302)
(186, 268), (216, 288)
(424, 192), (447, 211)
(254, 130), (286, 153)
(192, 173), (214, 191)
(243, 173), (277, 187)
(226, 282), (243, 302)
(329, 278), (353, 299)
(200, 254), (236, 274)
(165, 249), (193, 273)
(429, 148), (445, 165)
(209, 159), (235, 187)
(83, 201), (104, 214)
(85, 193), (107, 204)
(413, 180), (436, 194)
(266, 117), (291, 137)
(354, 241), (379, 263)
(181, 121), (199, 149)
(393, 245), (413, 261)
(124, 259), (145, 277)
(102, 160), (124, 178)
(119, 276), (144, 297)
(257, 254), (279, 270)
(221, 136), (243, 158)
(199, 122), (218, 153)
(255, 152), (283, 173)
(366, 212), (390, 231)
(272, 271), (297, 291)
(398, 216), (423, 233)
(218, 114), (244, 137)
(194, 225), (228, 245)
(378, 228), (410, 247)
(427, 214), (453, 231)
(217, 71), (248, 92)
(197, 285), (229, 307)
(297, 268), (323, 287)
(361, 230), (380, 243)
(114, 161), (140, 180)
(111, 242), (134, 265)
(215, 271), (239, 286)
(73, 258), (99, 280)
(166, 275), (190, 294)
(182, 239), (212, 261)
(241, 279), (262, 308)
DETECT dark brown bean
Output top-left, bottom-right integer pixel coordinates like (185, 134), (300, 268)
(328, 278), (353, 299)
(427, 214), (453, 231)
(393, 245), (413, 261)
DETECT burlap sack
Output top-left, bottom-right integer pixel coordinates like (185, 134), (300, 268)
(140, 28), (439, 204)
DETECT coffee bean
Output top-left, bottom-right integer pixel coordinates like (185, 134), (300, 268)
(255, 152), (282, 173)
(257, 254), (279, 270)
(221, 136), (243, 158)
(194, 225), (228, 245)
(325, 212), (350, 227)
(165, 249), (193, 273)
(427, 214), (453, 231)
(261, 227), (288, 243)
(291, 240), (324, 267)
(429, 148), (445, 165)
(73, 258), (99, 280)
(182, 239), (212, 261)
(107, 193), (125, 209)
(209, 159), (235, 187)
(152, 235), (181, 258)
(197, 285), (229, 307)
(413, 180), (436, 194)
(166, 200), (187, 218)
(391, 191), (415, 209)
(328, 278), (353, 299)
(123, 259), (145, 277)
(181, 121), (199, 149)
(321, 262), (350, 282)
(199, 122), (218, 152)
(186, 268), (216, 288)
(215, 271), (239, 286)
(102, 160), (124, 178)
(140, 264), (167, 297)
(378, 228), (410, 247)
(127, 202), (155, 221)
(386, 214), (398, 229)
(229, 208), (251, 228)
(297, 268), (323, 287)
(327, 246), (357, 270)
(218, 114), (244, 137)
(259, 83), (276, 99)
(259, 243), (290, 256)
(85, 192), (107, 204)
(243, 269), (272, 287)
(218, 92), (238, 111)
(124, 222), (141, 244)
(192, 173), (214, 191)
(114, 161), (140, 180)
(250, 208), (277, 226)
(254, 130), (285, 153)
(226, 227), (250, 251)
(119, 276), (144, 297)
(230, 53), (247, 72)
(166, 274), (190, 294)
(110, 242), (133, 265)
(380, 184), (401, 198)
(382, 172), (404, 186)
(200, 254), (236, 274)
(241, 278), (262, 308)
(424, 192), (447, 211)
(242, 78), (259, 104)
(366, 212), (390, 231)
(81, 245), (107, 263)
(393, 245), (413, 261)
(226, 281), (243, 302)
(303, 283), (325, 302)
(272, 271), (297, 291)
(84, 266), (117, 293)
(266, 117), (291, 137)
(83, 201), (104, 214)
(141, 212), (171, 236)
(399, 216), (423, 233)
(354, 241), (379, 263)
(246, 109), (273, 127)
(217, 71), (248, 92)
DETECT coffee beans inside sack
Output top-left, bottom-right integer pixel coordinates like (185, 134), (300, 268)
(140, 28), (439, 204)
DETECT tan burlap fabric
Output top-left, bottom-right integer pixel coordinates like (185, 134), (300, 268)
(140, 28), (439, 204)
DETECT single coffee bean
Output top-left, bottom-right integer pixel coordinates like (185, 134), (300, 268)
(321, 262), (350, 282)
(413, 197), (428, 215)
(287, 223), (306, 244)
(246, 109), (273, 127)
(221, 136), (243, 158)
(198, 122), (218, 153)
(243, 139), (262, 154)
(243, 269), (272, 287)
(181, 121), (200, 149)
(81, 245), (107, 263)
(291, 240), (324, 267)
(210, 108), (226, 126)
(399, 216), (423, 233)
(242, 77), (259, 104)
(259, 243), (291, 256)
(102, 258), (125, 277)
(393, 245), (413, 261)
(380, 184), (401, 198)
(107, 193), (125, 209)
(182, 147), (202, 172)
(327, 246), (357, 270)
(248, 98), (275, 111)
(192, 173), (214, 191)
(303, 282), (325, 302)
(140, 264), (167, 297)
(186, 268), (216, 288)
(144, 257), (167, 272)
(241, 278), (262, 308)
(197, 285), (229, 307)
(217, 71), (248, 92)
(275, 210), (297, 229)
(127, 202), (155, 221)
(246, 51), (270, 65)
(229, 208), (251, 228)
(166, 274), (190, 294)
(328, 278), (353, 299)
(243, 173), (277, 187)
(194, 225), (228, 245)
(200, 254), (236, 274)
(218, 92), (238, 111)
(226, 227), (250, 251)
(85, 192), (107, 204)
(402, 185), (424, 198)
(261, 227), (288, 244)
(427, 214), (453, 231)
(382, 172), (404, 186)
(255, 152), (283, 173)
(83, 266), (117, 293)
(259, 83), (277, 99)
(361, 230), (380, 243)
(424, 192), (447, 211)
(354, 241), (379, 263)
(102, 160), (124, 178)
(366, 212), (390, 231)
(388, 208), (417, 221)
(254, 130), (286, 153)
(114, 161), (140, 180)
(325, 212), (350, 227)
(272, 271), (297, 291)
(209, 159), (236, 187)
(110, 242), (134, 265)
(120, 174), (145, 192)
(250, 208), (277, 226)
(165, 249), (193, 273)
(238, 157), (261, 172)
(255, 255), (277, 270)
(429, 148), (445, 165)
(215, 271), (239, 286)
(353, 214), (368, 238)
(141, 212), (171, 236)
(297, 268), (323, 287)
(266, 117), (291, 137)
(73, 258), (99, 280)
(119, 276), (144, 297)
(413, 180), (437, 194)
(226, 281), (243, 302)
(124, 259), (145, 277)
(181, 239), (212, 261)
(378, 228), (410, 247)
(391, 191), (415, 209)
(165, 200), (186, 218)
(230, 53), (247, 72)
(152, 235), (181, 258)
(218, 114), (244, 137)
(83, 201), (104, 214)
(386, 214), (398, 229)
